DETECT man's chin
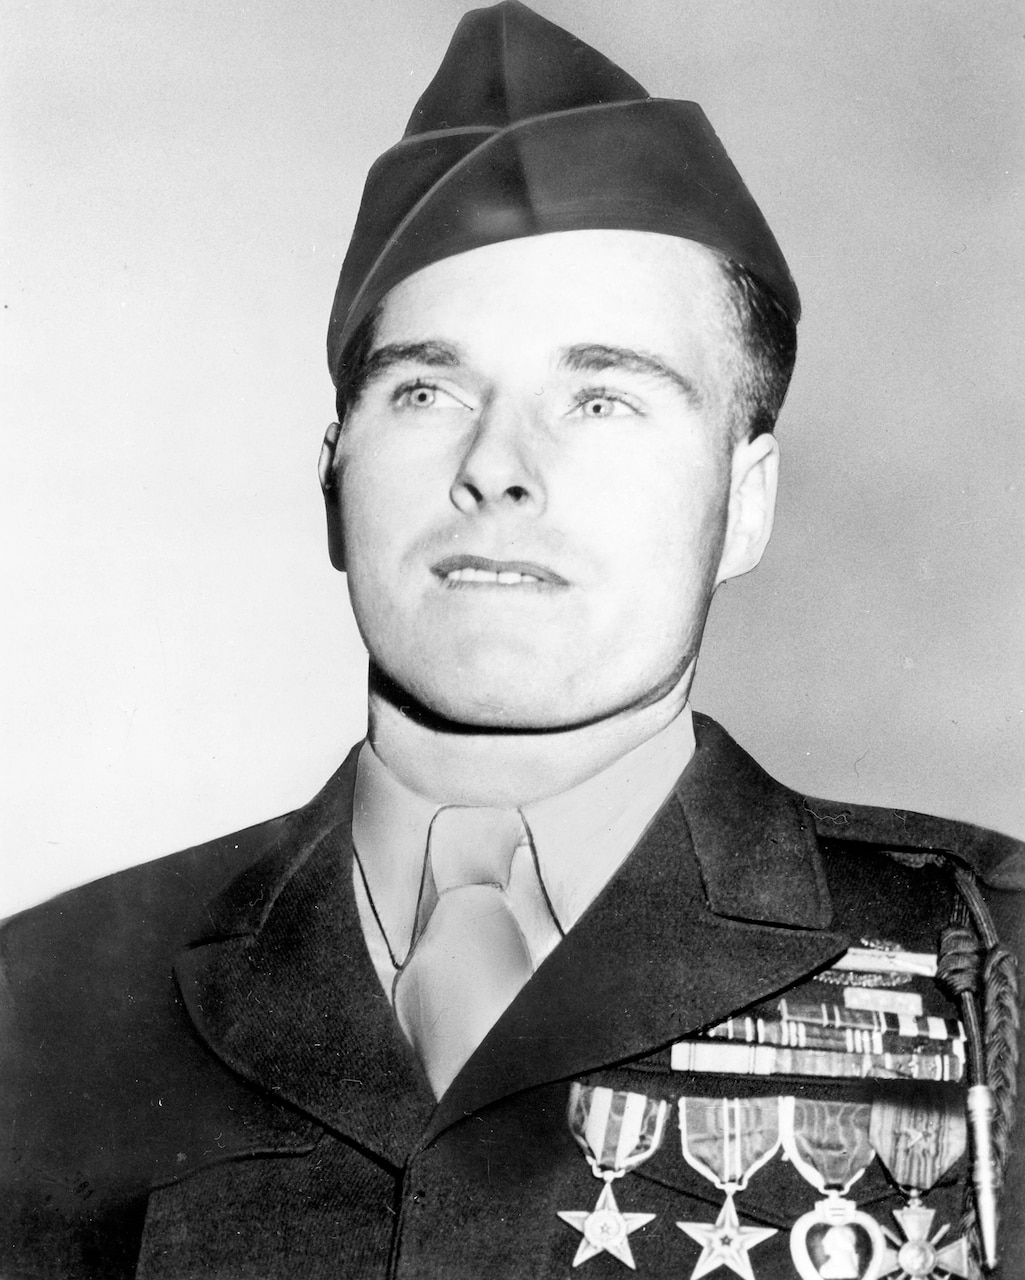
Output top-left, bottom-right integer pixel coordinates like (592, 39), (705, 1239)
(371, 661), (599, 734)
(414, 686), (586, 734)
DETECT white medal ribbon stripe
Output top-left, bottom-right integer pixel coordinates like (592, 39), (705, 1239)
(611, 1091), (640, 1171)
(614, 1090), (657, 1172)
(579, 1084), (613, 1168)
(721, 1098), (744, 1186)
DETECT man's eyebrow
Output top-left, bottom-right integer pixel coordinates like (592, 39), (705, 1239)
(361, 340), (463, 387)
(559, 343), (702, 406)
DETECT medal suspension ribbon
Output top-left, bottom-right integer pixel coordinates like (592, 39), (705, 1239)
(935, 862), (1020, 1273)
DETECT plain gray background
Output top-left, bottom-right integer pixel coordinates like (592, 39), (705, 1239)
(2, 0), (1023, 917)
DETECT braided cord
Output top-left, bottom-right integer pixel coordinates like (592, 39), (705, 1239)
(982, 946), (1020, 1200)
(937, 868), (1020, 1274)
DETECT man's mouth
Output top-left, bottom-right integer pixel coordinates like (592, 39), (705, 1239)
(432, 555), (568, 587)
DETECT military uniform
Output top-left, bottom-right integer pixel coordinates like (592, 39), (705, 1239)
(7, 6), (1020, 1278)
(2, 715), (1022, 1278)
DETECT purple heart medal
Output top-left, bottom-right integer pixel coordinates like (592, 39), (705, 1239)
(558, 1084), (668, 1270)
(781, 1096), (888, 1280)
(676, 1096), (781, 1280)
(869, 1092), (971, 1279)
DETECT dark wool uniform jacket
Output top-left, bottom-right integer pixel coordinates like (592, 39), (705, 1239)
(2, 715), (1024, 1279)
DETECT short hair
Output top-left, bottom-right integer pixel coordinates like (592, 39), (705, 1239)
(335, 303), (382, 425)
(716, 258), (798, 441)
(333, 257), (797, 441)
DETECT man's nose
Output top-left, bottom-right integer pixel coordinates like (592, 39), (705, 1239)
(449, 398), (546, 515)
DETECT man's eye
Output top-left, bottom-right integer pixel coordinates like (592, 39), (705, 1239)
(571, 393), (637, 419)
(393, 382), (469, 411)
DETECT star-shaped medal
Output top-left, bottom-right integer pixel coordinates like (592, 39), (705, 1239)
(677, 1194), (777, 1280)
(880, 1200), (971, 1279)
(558, 1179), (655, 1269)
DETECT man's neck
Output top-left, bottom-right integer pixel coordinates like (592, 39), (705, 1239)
(366, 665), (696, 807)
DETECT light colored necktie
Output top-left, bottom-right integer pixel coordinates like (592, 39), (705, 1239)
(393, 805), (547, 1098)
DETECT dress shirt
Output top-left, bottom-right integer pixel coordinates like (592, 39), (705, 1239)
(351, 707), (696, 1012)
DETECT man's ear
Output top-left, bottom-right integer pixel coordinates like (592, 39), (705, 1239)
(715, 431), (779, 585)
(318, 421), (346, 572)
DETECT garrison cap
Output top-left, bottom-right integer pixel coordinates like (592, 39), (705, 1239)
(327, 0), (799, 384)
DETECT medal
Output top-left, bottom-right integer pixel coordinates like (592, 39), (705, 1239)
(676, 1095), (780, 1280)
(877, 1203), (971, 1280)
(781, 1095), (888, 1280)
(869, 1093), (971, 1279)
(558, 1084), (668, 1269)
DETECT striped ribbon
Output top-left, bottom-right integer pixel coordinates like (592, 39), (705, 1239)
(567, 1084), (668, 1175)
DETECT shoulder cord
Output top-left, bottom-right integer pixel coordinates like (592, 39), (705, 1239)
(936, 865), (1020, 1276)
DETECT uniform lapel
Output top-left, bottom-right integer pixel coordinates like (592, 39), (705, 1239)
(174, 748), (436, 1168)
(428, 715), (850, 1139)
(174, 716), (850, 1158)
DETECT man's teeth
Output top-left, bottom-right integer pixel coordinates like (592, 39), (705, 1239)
(445, 567), (542, 584)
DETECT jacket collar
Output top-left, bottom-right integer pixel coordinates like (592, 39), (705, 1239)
(176, 716), (849, 1163)
(681, 712), (835, 928)
(175, 746), (437, 1168)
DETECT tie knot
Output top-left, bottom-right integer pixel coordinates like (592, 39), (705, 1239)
(427, 805), (525, 892)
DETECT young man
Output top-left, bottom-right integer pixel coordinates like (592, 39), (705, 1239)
(3, 5), (1022, 1278)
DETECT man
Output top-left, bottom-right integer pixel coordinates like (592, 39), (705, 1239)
(2, 4), (1022, 1278)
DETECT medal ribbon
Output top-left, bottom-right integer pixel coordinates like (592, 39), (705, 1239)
(780, 1096), (876, 1194)
(678, 1095), (781, 1192)
(567, 1084), (668, 1177)
(868, 1090), (966, 1194)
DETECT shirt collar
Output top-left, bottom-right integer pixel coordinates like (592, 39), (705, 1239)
(351, 707), (695, 962)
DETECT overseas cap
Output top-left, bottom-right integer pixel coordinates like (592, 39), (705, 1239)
(327, 0), (798, 384)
